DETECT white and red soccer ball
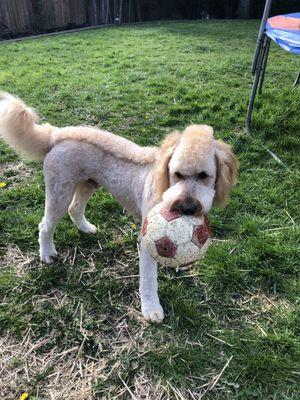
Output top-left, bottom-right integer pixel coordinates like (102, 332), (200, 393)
(141, 202), (211, 267)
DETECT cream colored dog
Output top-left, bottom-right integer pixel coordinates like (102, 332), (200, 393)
(0, 93), (237, 323)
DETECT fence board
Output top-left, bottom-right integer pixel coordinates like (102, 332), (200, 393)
(0, 0), (33, 33)
(0, 0), (143, 38)
(70, 0), (87, 25)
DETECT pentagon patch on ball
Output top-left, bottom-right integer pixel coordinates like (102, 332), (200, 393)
(142, 202), (211, 267)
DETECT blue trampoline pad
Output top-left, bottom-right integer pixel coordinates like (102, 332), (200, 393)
(266, 12), (300, 54)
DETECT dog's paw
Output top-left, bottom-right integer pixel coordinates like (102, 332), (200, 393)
(70, 215), (97, 234)
(79, 221), (97, 234)
(40, 248), (57, 264)
(142, 304), (164, 324)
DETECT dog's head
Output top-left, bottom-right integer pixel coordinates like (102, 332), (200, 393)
(153, 125), (238, 215)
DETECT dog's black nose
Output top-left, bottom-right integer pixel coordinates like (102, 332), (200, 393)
(179, 202), (198, 216)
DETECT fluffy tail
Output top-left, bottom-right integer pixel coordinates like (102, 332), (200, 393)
(0, 93), (54, 161)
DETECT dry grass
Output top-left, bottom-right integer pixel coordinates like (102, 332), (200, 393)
(0, 330), (235, 399)
(0, 244), (34, 276)
(0, 331), (107, 399)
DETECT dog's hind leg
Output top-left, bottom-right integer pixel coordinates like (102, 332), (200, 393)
(68, 181), (97, 234)
(39, 179), (76, 264)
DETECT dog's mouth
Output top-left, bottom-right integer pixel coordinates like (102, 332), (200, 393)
(170, 197), (203, 217)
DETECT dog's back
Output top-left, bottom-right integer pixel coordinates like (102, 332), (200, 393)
(0, 92), (158, 165)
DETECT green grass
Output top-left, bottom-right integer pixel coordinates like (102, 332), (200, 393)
(0, 20), (299, 399)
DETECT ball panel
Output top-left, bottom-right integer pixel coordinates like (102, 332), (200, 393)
(160, 206), (182, 222)
(155, 236), (178, 258)
(146, 213), (168, 241)
(156, 254), (180, 268)
(147, 202), (164, 219)
(176, 242), (201, 266)
(142, 234), (159, 259)
(197, 237), (211, 257)
(192, 224), (210, 247)
(181, 214), (204, 227)
(166, 218), (193, 245)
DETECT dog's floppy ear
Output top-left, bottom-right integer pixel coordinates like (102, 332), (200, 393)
(214, 140), (238, 207)
(154, 131), (181, 201)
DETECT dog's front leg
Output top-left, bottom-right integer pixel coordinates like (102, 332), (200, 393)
(139, 239), (164, 323)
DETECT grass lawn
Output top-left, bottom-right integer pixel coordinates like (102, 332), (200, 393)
(0, 20), (299, 399)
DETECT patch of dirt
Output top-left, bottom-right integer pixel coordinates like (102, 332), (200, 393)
(0, 331), (107, 399)
(0, 244), (35, 276)
(0, 161), (35, 188)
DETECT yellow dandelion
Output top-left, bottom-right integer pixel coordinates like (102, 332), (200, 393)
(0, 182), (7, 188)
(19, 393), (29, 400)
(131, 223), (137, 229)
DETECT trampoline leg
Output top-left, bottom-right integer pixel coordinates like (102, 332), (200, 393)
(258, 37), (270, 94)
(251, 0), (272, 74)
(293, 70), (300, 87)
(246, 36), (267, 132)
(252, 38), (264, 75)
(246, 74), (260, 132)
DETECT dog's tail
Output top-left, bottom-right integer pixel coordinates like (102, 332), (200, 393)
(0, 92), (55, 161)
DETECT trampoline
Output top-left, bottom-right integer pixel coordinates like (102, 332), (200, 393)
(246, 1), (300, 130)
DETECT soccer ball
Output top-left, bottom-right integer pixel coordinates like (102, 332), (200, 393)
(141, 202), (211, 268)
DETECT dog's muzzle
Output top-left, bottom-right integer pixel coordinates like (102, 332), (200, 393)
(171, 197), (202, 216)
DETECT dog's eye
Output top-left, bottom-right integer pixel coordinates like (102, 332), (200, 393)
(197, 171), (209, 180)
(175, 172), (184, 180)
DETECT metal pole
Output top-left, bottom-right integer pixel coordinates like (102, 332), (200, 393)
(258, 36), (271, 94)
(293, 70), (300, 87)
(246, 34), (269, 131)
(252, 0), (272, 74)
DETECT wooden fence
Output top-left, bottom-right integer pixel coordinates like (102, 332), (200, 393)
(0, 0), (143, 38)
(2, 1), (295, 39)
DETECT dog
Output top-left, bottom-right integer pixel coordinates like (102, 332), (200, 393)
(0, 93), (237, 323)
